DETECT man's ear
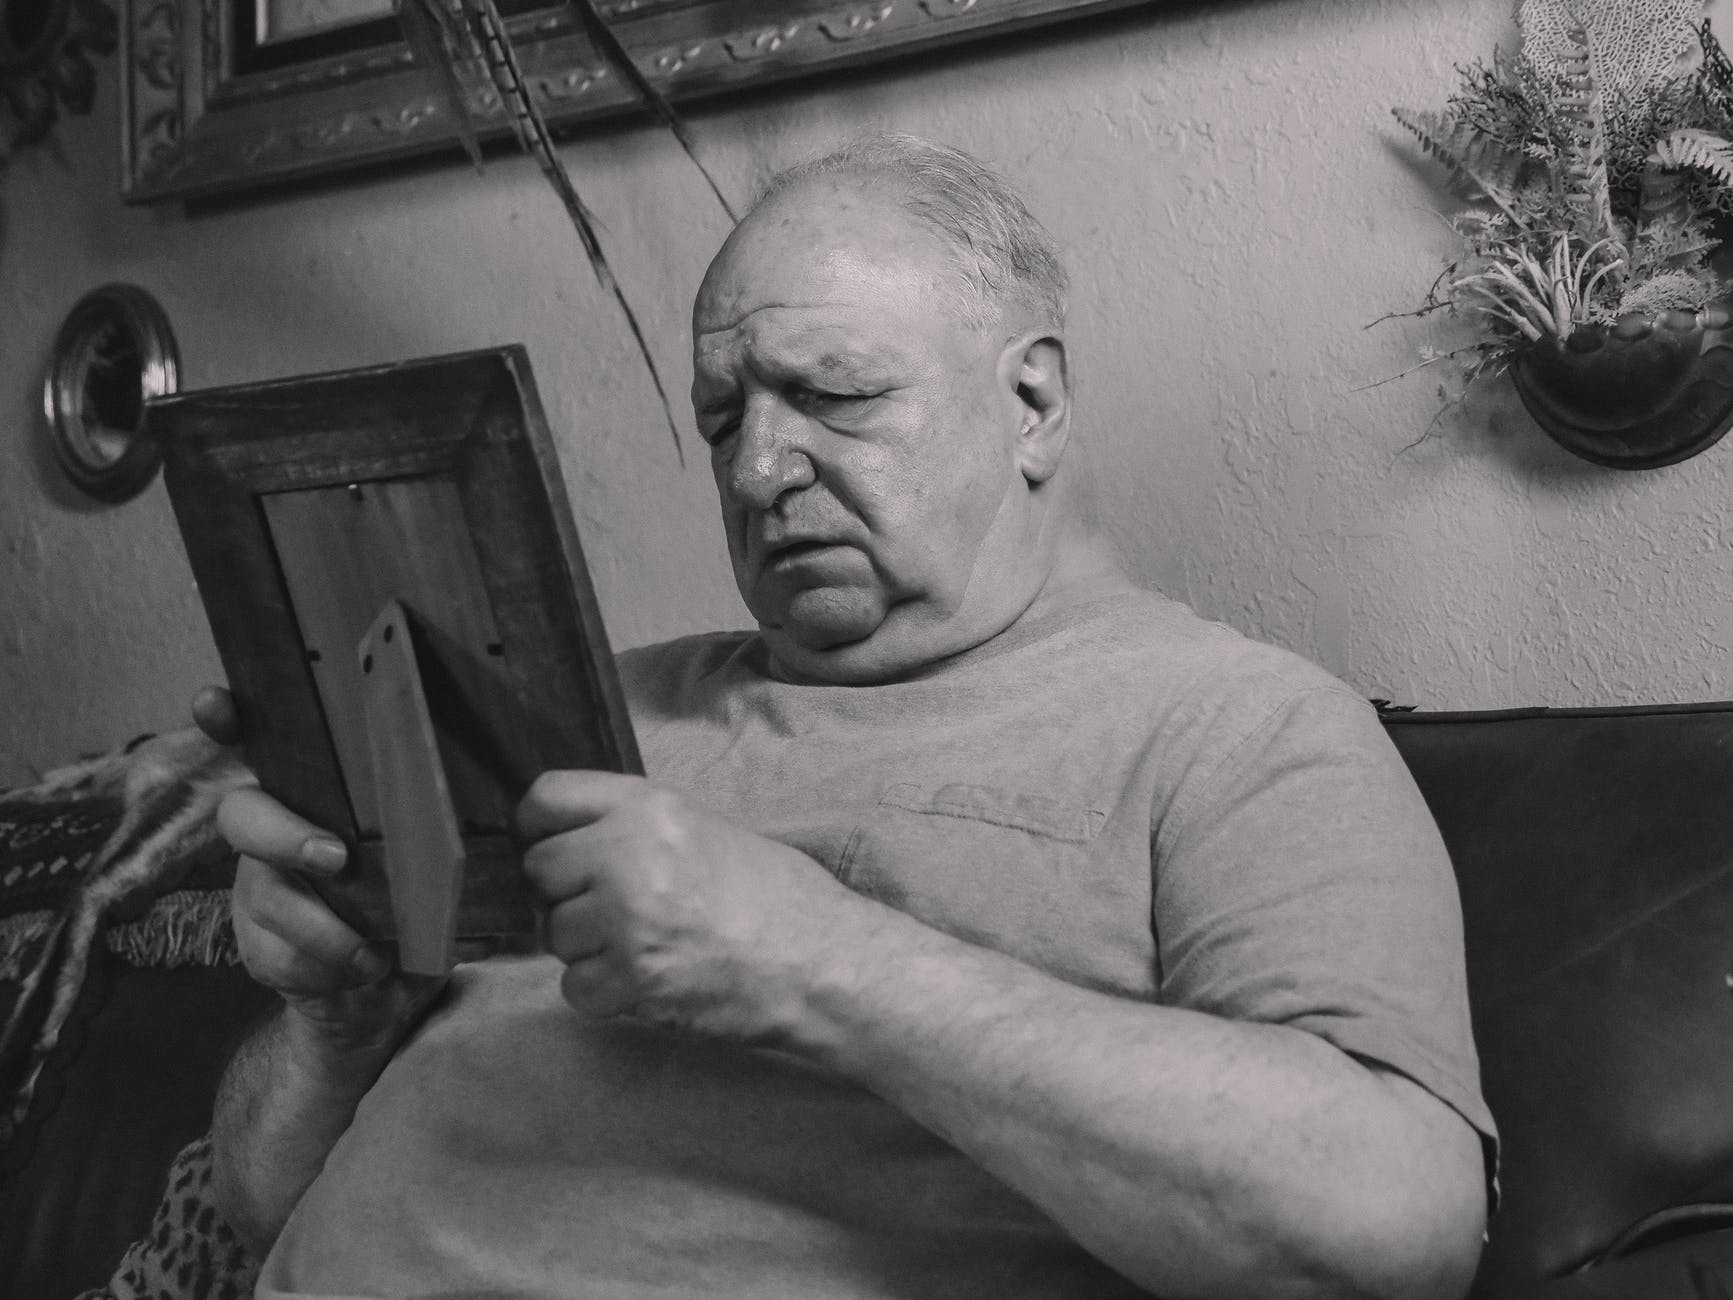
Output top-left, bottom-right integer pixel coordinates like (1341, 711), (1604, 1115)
(1000, 334), (1071, 484)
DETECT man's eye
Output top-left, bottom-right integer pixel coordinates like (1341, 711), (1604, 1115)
(793, 387), (879, 417)
(699, 417), (740, 447)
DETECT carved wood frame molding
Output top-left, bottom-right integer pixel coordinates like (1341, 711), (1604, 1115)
(120, 0), (1143, 203)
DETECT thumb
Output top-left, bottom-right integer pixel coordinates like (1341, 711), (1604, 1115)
(516, 770), (650, 840)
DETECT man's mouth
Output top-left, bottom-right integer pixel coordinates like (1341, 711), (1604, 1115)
(769, 540), (834, 563)
(760, 536), (847, 569)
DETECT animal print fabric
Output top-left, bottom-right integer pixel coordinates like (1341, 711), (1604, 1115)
(74, 1134), (258, 1300)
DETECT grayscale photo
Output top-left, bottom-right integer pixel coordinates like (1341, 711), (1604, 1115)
(1, 1), (1730, 1297)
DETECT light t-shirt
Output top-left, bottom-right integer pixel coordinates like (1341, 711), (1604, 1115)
(259, 583), (1494, 1298)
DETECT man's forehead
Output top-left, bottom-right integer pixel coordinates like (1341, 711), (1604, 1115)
(690, 304), (908, 388)
(695, 181), (960, 332)
(696, 258), (928, 335)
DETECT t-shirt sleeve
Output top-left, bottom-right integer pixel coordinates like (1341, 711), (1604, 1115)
(1153, 681), (1497, 1152)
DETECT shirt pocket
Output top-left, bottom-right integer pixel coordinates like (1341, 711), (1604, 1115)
(870, 782), (1107, 842)
(837, 782), (1150, 995)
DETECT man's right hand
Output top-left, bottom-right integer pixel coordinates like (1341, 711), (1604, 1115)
(196, 687), (438, 1055)
(198, 687), (439, 1253)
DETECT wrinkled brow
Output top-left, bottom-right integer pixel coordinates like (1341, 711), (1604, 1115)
(696, 331), (900, 388)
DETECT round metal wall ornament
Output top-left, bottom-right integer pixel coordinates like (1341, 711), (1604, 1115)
(42, 284), (180, 503)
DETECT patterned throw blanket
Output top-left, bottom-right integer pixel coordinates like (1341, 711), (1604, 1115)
(0, 729), (253, 1157)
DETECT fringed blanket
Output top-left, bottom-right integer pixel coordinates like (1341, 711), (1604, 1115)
(0, 729), (253, 1156)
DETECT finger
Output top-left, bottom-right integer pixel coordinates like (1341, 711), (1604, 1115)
(192, 686), (241, 747)
(516, 770), (651, 840)
(544, 891), (614, 965)
(233, 855), (384, 979)
(234, 908), (385, 997)
(522, 830), (602, 901)
(560, 954), (637, 1019)
(218, 787), (348, 877)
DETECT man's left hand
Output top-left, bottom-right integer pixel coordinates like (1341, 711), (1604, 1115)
(517, 771), (863, 1041)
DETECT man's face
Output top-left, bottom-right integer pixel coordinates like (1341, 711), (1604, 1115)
(691, 180), (1053, 684)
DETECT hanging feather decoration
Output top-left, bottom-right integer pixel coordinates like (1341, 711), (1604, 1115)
(400, 0), (736, 461)
(566, 1), (738, 223)
(396, 0), (485, 171)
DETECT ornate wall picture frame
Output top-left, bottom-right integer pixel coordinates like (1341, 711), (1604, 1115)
(120, 0), (1143, 202)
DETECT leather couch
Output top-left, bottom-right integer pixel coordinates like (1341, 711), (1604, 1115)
(1384, 701), (1733, 1298)
(3, 700), (1732, 1298)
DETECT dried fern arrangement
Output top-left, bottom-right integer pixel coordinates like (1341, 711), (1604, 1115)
(1395, 0), (1733, 465)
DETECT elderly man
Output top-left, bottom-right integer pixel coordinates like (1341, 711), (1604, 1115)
(210, 135), (1494, 1299)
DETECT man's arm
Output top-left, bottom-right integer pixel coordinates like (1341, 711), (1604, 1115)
(209, 786), (439, 1255)
(519, 773), (1488, 1300)
(792, 890), (1485, 1300)
(210, 1003), (400, 1254)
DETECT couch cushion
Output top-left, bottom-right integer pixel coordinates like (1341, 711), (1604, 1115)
(1510, 1225), (1733, 1298)
(1384, 703), (1733, 1298)
(0, 955), (274, 1297)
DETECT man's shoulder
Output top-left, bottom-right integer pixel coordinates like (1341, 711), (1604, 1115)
(615, 630), (758, 706)
(1059, 586), (1361, 712)
(1041, 588), (1390, 797)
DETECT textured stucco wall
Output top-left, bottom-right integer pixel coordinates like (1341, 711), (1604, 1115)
(3, 0), (1730, 779)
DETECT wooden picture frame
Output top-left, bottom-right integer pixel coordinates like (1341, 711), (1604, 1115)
(120, 0), (1146, 203)
(154, 345), (641, 968)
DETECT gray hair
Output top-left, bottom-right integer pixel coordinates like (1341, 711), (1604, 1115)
(754, 133), (1069, 331)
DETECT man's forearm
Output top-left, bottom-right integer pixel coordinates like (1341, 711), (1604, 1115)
(787, 893), (1486, 1300)
(209, 1008), (400, 1258)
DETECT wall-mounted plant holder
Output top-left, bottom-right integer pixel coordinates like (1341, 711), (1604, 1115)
(1511, 303), (1733, 471)
(0, 0), (114, 153)
(42, 284), (179, 503)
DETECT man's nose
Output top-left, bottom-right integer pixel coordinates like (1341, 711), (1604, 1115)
(725, 402), (817, 511)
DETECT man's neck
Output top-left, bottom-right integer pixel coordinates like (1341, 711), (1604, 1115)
(761, 524), (1134, 686)
(1015, 526), (1133, 624)
(896, 528), (1132, 679)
